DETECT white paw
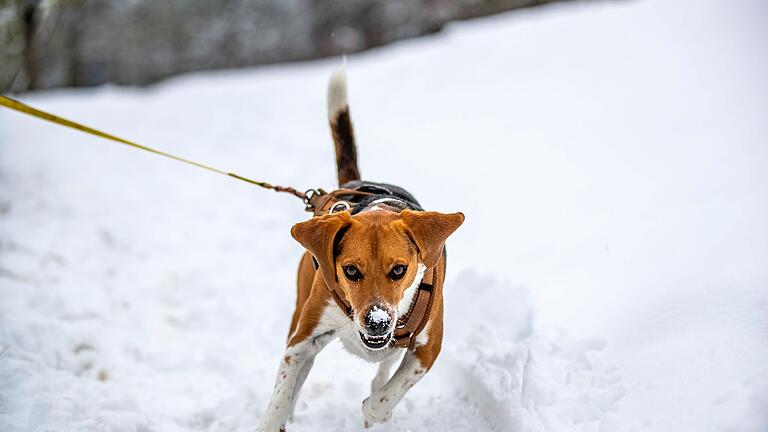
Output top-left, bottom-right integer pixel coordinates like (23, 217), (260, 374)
(362, 396), (392, 427)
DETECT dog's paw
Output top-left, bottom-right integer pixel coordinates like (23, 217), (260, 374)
(362, 396), (392, 427)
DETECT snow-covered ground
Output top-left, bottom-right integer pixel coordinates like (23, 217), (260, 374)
(1, 0), (766, 430)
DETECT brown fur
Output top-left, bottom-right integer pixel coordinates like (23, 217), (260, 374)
(330, 108), (360, 186)
(287, 251), (316, 341)
(286, 267), (332, 347)
(289, 209), (464, 364)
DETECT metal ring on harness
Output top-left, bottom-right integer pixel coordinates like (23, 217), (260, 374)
(303, 189), (318, 206)
(329, 201), (351, 214)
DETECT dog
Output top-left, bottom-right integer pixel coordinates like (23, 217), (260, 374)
(258, 67), (464, 431)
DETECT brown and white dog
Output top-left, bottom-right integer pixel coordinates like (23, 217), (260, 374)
(258, 68), (464, 431)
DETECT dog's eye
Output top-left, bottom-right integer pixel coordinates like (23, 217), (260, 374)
(343, 265), (362, 281)
(389, 264), (407, 280)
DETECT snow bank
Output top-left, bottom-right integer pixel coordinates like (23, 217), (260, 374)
(444, 272), (624, 432)
(456, 333), (624, 432)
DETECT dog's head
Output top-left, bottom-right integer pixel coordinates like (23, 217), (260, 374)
(291, 209), (464, 350)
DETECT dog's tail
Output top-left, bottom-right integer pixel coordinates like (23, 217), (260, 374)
(328, 65), (361, 186)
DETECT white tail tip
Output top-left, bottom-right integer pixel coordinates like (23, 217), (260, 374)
(327, 63), (348, 120)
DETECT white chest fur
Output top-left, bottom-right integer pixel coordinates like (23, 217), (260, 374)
(314, 262), (427, 362)
(316, 301), (395, 362)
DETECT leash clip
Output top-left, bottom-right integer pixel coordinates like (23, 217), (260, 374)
(303, 189), (318, 206)
(303, 188), (327, 212)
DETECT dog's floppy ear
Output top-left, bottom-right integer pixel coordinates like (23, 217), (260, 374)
(400, 210), (465, 268)
(291, 212), (353, 288)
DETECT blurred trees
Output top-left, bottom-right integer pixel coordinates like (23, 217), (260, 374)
(1, 0), (579, 92)
(0, 0), (25, 90)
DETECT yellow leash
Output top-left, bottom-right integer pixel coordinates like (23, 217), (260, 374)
(0, 95), (307, 200)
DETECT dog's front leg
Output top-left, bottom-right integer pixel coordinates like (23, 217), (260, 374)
(259, 332), (332, 432)
(371, 351), (400, 393)
(286, 357), (313, 422)
(361, 346), (435, 427)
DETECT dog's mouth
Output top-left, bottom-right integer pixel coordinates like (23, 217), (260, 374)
(359, 331), (392, 350)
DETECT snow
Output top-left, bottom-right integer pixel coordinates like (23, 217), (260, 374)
(367, 306), (390, 325)
(1, 0), (767, 431)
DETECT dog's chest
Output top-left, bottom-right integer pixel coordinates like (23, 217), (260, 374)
(338, 326), (399, 362)
(318, 302), (400, 363)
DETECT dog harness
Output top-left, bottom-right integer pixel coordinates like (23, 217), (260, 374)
(304, 181), (438, 351)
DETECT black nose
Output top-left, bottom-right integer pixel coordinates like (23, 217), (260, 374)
(364, 305), (392, 336)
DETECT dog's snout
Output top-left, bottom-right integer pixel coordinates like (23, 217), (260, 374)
(364, 305), (393, 336)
